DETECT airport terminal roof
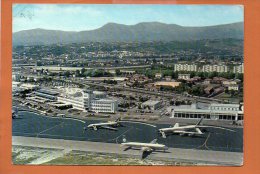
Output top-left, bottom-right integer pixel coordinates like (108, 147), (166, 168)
(20, 83), (38, 89)
(38, 89), (59, 96)
(142, 100), (161, 106)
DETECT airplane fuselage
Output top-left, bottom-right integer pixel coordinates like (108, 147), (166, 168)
(159, 125), (198, 132)
(88, 121), (117, 128)
(159, 125), (204, 137)
(121, 142), (168, 151)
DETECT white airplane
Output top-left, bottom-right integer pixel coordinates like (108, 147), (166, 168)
(158, 117), (235, 138)
(121, 139), (168, 157)
(86, 118), (121, 131)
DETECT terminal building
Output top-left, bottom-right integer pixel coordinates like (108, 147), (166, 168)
(57, 88), (118, 113)
(35, 89), (59, 101)
(24, 87), (118, 113)
(171, 103), (243, 121)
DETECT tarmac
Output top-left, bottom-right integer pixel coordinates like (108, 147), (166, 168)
(12, 111), (243, 153)
(12, 136), (243, 166)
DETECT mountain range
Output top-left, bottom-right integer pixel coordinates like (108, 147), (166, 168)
(13, 22), (244, 46)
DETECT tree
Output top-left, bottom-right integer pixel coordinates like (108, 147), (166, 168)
(75, 70), (80, 77)
(208, 72), (218, 78)
(190, 71), (196, 78)
(152, 58), (157, 64)
(175, 83), (187, 94)
(115, 69), (121, 76)
(236, 73), (243, 82)
(81, 68), (86, 75)
(225, 88), (229, 93)
(230, 90), (236, 97)
(189, 85), (205, 96)
(64, 71), (71, 77)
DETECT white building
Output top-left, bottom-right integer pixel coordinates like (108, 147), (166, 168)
(228, 84), (239, 91)
(171, 103), (243, 121)
(155, 73), (163, 79)
(91, 98), (118, 113)
(141, 100), (162, 110)
(174, 64), (197, 72)
(222, 80), (237, 86)
(93, 91), (107, 99)
(202, 64), (229, 73)
(233, 63), (244, 74)
(178, 74), (191, 80)
(57, 88), (118, 113)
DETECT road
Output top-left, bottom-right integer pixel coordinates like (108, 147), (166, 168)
(12, 136), (243, 166)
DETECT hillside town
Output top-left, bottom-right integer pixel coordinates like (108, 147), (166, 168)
(12, 41), (244, 124)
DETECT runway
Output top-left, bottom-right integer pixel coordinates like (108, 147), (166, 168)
(12, 111), (243, 152)
(12, 136), (243, 166)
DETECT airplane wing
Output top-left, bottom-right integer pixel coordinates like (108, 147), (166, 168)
(141, 146), (153, 152)
(100, 125), (118, 131)
(196, 125), (236, 132)
(174, 130), (199, 134)
(141, 148), (153, 159)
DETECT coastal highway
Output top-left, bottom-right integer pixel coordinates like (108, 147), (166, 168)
(12, 136), (243, 166)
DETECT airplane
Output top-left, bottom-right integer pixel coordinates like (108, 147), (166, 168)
(158, 117), (235, 138)
(85, 118), (122, 131)
(121, 139), (168, 159)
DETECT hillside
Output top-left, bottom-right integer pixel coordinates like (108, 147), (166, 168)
(13, 22), (244, 46)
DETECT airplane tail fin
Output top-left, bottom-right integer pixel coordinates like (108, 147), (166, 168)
(173, 123), (179, 128)
(196, 117), (204, 126)
(150, 139), (157, 144)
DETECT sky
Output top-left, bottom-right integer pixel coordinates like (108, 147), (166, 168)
(12, 4), (244, 32)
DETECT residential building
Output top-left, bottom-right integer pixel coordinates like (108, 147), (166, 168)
(174, 64), (197, 72)
(203, 78), (212, 85)
(178, 74), (191, 80)
(233, 63), (244, 74)
(222, 80), (237, 86)
(165, 76), (172, 81)
(155, 73), (163, 79)
(202, 64), (229, 73)
(228, 84), (239, 91)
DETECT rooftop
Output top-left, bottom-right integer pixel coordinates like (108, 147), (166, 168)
(38, 89), (59, 96)
(142, 100), (161, 106)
